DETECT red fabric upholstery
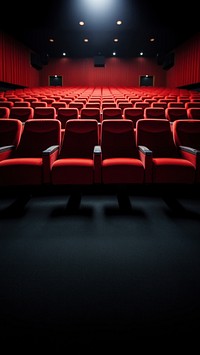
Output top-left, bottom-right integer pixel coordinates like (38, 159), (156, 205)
(173, 119), (200, 183)
(101, 119), (145, 184)
(136, 119), (195, 184)
(34, 107), (56, 119)
(0, 119), (61, 186)
(52, 119), (99, 185)
(165, 107), (188, 122)
(9, 107), (34, 122)
(123, 108), (144, 127)
(0, 101), (14, 109)
(143, 107), (166, 119)
(0, 107), (10, 118)
(187, 108), (200, 120)
(13, 101), (31, 107)
(80, 108), (101, 122)
(57, 108), (79, 128)
(102, 108), (122, 120)
(0, 119), (22, 147)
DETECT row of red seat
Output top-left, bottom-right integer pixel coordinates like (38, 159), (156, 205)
(0, 118), (199, 188)
(1, 106), (200, 125)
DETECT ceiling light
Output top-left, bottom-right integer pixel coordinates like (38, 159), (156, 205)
(116, 20), (122, 25)
(114, 38), (118, 42)
(84, 38), (89, 42)
(79, 21), (85, 26)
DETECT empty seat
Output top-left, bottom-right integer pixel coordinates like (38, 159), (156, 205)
(136, 119), (195, 184)
(102, 108), (122, 120)
(31, 101), (48, 109)
(185, 102), (200, 109)
(9, 107), (34, 122)
(187, 108), (200, 120)
(51, 119), (100, 185)
(0, 101), (14, 109)
(123, 107), (144, 128)
(151, 102), (168, 109)
(167, 102), (185, 108)
(0, 107), (10, 118)
(0, 119), (61, 186)
(143, 107), (166, 119)
(0, 119), (22, 148)
(173, 119), (200, 183)
(165, 107), (188, 122)
(57, 107), (79, 129)
(13, 101), (31, 107)
(34, 107), (57, 119)
(80, 108), (101, 122)
(100, 119), (151, 184)
(51, 101), (67, 113)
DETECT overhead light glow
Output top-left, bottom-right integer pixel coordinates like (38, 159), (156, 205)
(81, 0), (115, 14)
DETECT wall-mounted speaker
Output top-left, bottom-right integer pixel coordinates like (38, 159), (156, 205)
(30, 52), (43, 70)
(162, 52), (175, 70)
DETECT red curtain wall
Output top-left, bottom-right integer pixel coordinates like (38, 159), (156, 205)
(0, 30), (200, 88)
(40, 57), (166, 87)
(0, 31), (40, 87)
(167, 32), (200, 87)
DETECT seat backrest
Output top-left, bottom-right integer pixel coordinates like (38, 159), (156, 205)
(0, 107), (10, 118)
(143, 107), (166, 119)
(101, 119), (138, 159)
(136, 118), (177, 157)
(173, 119), (200, 150)
(167, 102), (185, 108)
(165, 107), (188, 122)
(80, 108), (101, 122)
(13, 101), (31, 107)
(102, 108), (122, 120)
(60, 119), (99, 159)
(51, 102), (67, 112)
(185, 102), (200, 109)
(57, 108), (79, 128)
(187, 108), (200, 120)
(0, 119), (22, 147)
(31, 101), (48, 109)
(123, 107), (144, 126)
(0, 101), (14, 109)
(14, 119), (61, 158)
(34, 107), (56, 119)
(9, 107), (34, 122)
(151, 102), (168, 109)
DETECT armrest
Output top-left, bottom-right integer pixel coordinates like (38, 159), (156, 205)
(138, 145), (153, 183)
(42, 145), (60, 184)
(0, 145), (15, 161)
(179, 145), (200, 166)
(93, 145), (102, 184)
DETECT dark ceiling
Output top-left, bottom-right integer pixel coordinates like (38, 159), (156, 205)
(1, 0), (199, 62)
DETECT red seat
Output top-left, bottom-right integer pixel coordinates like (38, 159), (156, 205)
(34, 107), (57, 119)
(80, 108), (101, 122)
(0, 119), (61, 186)
(136, 119), (195, 184)
(0, 107), (10, 118)
(187, 108), (200, 120)
(102, 108), (122, 120)
(9, 107), (34, 122)
(100, 119), (151, 184)
(165, 107), (188, 122)
(57, 107), (79, 136)
(143, 107), (166, 119)
(0, 118), (22, 148)
(51, 119), (100, 185)
(173, 119), (200, 183)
